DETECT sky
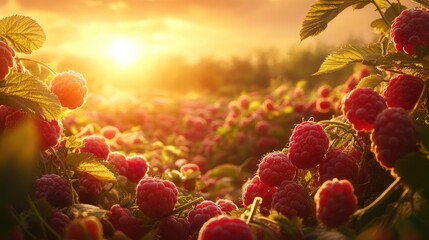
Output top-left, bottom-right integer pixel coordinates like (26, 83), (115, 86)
(0, 0), (417, 90)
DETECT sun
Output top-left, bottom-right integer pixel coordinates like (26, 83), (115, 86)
(109, 37), (141, 68)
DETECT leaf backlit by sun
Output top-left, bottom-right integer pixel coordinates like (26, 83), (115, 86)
(109, 37), (141, 68)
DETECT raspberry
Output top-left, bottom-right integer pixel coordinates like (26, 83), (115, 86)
(242, 176), (277, 216)
(0, 105), (19, 132)
(108, 204), (144, 240)
(64, 216), (103, 240)
(318, 85), (331, 98)
(256, 120), (269, 135)
(215, 199), (238, 214)
(35, 174), (72, 208)
(0, 41), (15, 80)
(371, 108), (418, 169)
(384, 74), (424, 111)
(125, 155), (149, 183)
(342, 88), (387, 131)
(180, 163), (200, 174)
(78, 172), (104, 203)
(47, 209), (70, 236)
(136, 177), (178, 219)
(271, 181), (315, 223)
(50, 70), (88, 109)
(257, 151), (296, 187)
(158, 216), (192, 240)
(107, 152), (128, 176)
(187, 200), (222, 231)
(288, 121), (330, 170)
(36, 117), (61, 151)
(316, 98), (332, 113)
(314, 179), (357, 228)
(319, 149), (359, 184)
(81, 136), (110, 160)
(100, 126), (120, 140)
(198, 216), (254, 240)
(391, 8), (429, 55)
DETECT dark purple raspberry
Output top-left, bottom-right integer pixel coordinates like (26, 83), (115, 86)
(315, 178), (357, 228)
(319, 149), (359, 184)
(198, 216), (254, 240)
(371, 108), (418, 169)
(288, 121), (330, 170)
(215, 199), (238, 214)
(271, 181), (315, 223)
(342, 88), (387, 131)
(81, 135), (110, 160)
(108, 204), (144, 240)
(187, 200), (222, 231)
(257, 151), (296, 187)
(78, 172), (104, 203)
(391, 8), (429, 55)
(47, 209), (70, 236)
(125, 155), (148, 183)
(384, 74), (424, 111)
(35, 174), (72, 208)
(136, 177), (178, 219)
(242, 176), (277, 216)
(158, 216), (192, 240)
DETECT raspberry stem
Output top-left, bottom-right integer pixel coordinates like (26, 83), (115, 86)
(16, 57), (57, 76)
(371, 0), (390, 27)
(410, 80), (428, 115)
(163, 196), (204, 219)
(246, 196), (262, 224)
(353, 177), (401, 219)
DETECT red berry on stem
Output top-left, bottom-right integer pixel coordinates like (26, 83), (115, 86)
(319, 149), (358, 184)
(81, 136), (110, 160)
(242, 176), (276, 216)
(384, 74), (424, 111)
(35, 174), (72, 208)
(257, 151), (296, 187)
(50, 71), (88, 109)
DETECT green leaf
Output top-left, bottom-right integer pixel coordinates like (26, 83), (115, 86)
(353, 1), (371, 9)
(0, 72), (61, 121)
(300, 0), (361, 41)
(384, 3), (407, 23)
(67, 153), (117, 183)
(394, 153), (429, 192)
(206, 163), (241, 179)
(0, 15), (46, 54)
(314, 44), (382, 75)
(375, 53), (429, 79)
(357, 74), (384, 89)
(411, 0), (429, 8)
(371, 19), (390, 34)
(374, 0), (391, 9)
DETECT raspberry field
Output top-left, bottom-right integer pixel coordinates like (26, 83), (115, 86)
(1, 1), (429, 240)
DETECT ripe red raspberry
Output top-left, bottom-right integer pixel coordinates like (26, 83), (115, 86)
(316, 98), (332, 113)
(342, 88), (387, 131)
(125, 155), (149, 183)
(257, 151), (296, 187)
(391, 8), (429, 55)
(0, 105), (19, 132)
(100, 125), (120, 140)
(371, 108), (418, 169)
(318, 85), (331, 98)
(136, 177), (178, 219)
(64, 216), (103, 240)
(81, 136), (110, 160)
(315, 178), (357, 228)
(50, 71), (88, 109)
(271, 181), (315, 223)
(198, 216), (254, 240)
(242, 176), (277, 216)
(319, 149), (359, 184)
(384, 74), (424, 111)
(215, 199), (238, 214)
(35, 174), (72, 208)
(158, 216), (192, 240)
(108, 204), (144, 240)
(288, 121), (330, 170)
(187, 200), (222, 231)
(107, 152), (128, 176)
(0, 41), (15, 80)
(47, 208), (70, 236)
(78, 172), (104, 203)
(35, 117), (61, 151)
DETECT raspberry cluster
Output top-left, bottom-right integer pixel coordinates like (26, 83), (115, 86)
(371, 108), (418, 169)
(288, 121), (329, 169)
(391, 8), (429, 55)
(50, 70), (88, 109)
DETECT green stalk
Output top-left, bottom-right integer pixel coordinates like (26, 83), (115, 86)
(16, 58), (57, 76)
(410, 80), (428, 115)
(246, 197), (262, 224)
(372, 0), (390, 27)
(27, 195), (63, 240)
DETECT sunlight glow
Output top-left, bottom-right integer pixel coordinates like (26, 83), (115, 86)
(109, 37), (142, 68)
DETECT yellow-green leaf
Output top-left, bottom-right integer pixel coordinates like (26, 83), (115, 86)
(314, 44), (382, 75)
(300, 0), (361, 41)
(412, 0), (429, 8)
(66, 152), (117, 183)
(0, 15), (46, 54)
(0, 72), (61, 121)
(357, 74), (384, 89)
(371, 19), (390, 34)
(206, 164), (241, 179)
